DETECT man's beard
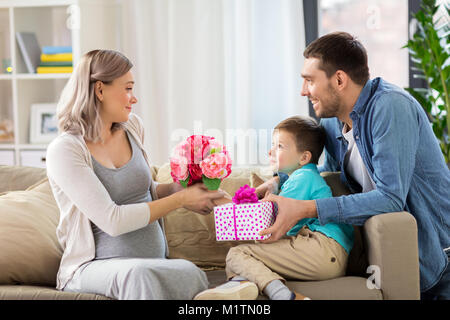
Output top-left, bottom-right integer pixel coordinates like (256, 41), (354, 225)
(314, 84), (341, 118)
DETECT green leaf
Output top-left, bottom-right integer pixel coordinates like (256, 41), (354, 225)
(210, 147), (221, 154)
(179, 176), (190, 188)
(202, 176), (221, 191)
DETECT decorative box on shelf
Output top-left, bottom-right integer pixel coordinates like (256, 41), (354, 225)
(0, 150), (15, 166)
(20, 150), (47, 168)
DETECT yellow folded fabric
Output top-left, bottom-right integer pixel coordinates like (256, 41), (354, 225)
(37, 66), (73, 73)
(40, 53), (73, 62)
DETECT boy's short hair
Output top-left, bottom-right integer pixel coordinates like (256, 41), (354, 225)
(303, 31), (369, 86)
(274, 116), (326, 164)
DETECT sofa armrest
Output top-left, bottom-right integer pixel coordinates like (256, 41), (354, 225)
(363, 211), (420, 300)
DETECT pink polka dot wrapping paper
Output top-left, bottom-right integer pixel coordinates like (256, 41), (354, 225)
(213, 201), (275, 241)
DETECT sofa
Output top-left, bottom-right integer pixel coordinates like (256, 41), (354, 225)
(0, 164), (420, 300)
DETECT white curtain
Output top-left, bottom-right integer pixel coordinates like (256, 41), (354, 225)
(120, 0), (307, 166)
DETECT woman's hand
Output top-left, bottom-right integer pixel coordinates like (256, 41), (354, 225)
(178, 183), (226, 215)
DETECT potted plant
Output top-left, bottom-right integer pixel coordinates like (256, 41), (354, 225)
(403, 0), (449, 165)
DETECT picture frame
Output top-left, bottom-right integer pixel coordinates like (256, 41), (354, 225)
(30, 103), (58, 144)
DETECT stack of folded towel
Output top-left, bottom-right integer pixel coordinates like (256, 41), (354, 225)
(37, 46), (73, 74)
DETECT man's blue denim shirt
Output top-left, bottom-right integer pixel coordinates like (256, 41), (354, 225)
(314, 77), (450, 292)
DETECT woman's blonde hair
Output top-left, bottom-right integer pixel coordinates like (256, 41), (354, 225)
(56, 49), (133, 143)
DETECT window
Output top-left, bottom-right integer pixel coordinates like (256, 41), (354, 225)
(319, 0), (410, 89)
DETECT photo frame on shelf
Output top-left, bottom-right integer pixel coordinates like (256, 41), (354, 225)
(30, 103), (58, 144)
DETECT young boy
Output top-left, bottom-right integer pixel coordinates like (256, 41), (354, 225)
(195, 116), (354, 300)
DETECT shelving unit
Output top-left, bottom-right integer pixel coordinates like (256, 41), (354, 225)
(0, 0), (121, 167)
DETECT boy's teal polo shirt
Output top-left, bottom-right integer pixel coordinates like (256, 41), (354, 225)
(279, 163), (354, 254)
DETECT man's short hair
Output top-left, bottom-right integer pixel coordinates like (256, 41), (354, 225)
(274, 116), (326, 164)
(304, 31), (370, 86)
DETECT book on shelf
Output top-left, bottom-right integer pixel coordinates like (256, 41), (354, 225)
(40, 53), (73, 62)
(16, 32), (41, 73)
(37, 66), (73, 74)
(42, 46), (72, 55)
(39, 61), (73, 67)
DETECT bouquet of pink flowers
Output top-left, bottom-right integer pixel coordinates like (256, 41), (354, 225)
(170, 135), (232, 190)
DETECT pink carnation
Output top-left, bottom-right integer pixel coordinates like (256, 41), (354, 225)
(172, 141), (190, 159)
(170, 135), (233, 189)
(170, 156), (189, 182)
(200, 153), (230, 179)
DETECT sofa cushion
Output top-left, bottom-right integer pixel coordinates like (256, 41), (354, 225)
(286, 276), (383, 300)
(0, 178), (62, 286)
(0, 285), (110, 300)
(0, 166), (47, 195)
(206, 269), (382, 300)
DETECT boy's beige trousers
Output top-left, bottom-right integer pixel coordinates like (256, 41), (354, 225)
(225, 226), (348, 292)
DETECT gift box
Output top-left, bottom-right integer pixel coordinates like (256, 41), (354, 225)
(214, 201), (275, 241)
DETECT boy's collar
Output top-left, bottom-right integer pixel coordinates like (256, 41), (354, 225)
(297, 163), (317, 171)
(283, 163), (317, 176)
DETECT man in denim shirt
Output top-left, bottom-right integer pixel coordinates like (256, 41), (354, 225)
(259, 32), (450, 299)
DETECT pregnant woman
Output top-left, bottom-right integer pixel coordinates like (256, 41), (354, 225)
(46, 49), (225, 299)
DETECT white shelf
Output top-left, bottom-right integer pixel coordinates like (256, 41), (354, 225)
(0, 144), (48, 150)
(16, 73), (71, 80)
(0, 144), (15, 149)
(0, 73), (70, 80)
(0, 0), (121, 167)
(18, 144), (49, 150)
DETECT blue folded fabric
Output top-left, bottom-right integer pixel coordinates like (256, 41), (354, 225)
(42, 46), (72, 54)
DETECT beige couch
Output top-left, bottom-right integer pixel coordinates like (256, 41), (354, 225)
(0, 164), (420, 300)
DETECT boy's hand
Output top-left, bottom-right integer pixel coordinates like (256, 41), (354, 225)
(255, 176), (279, 199)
